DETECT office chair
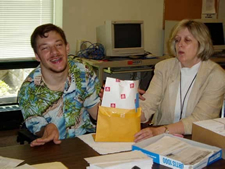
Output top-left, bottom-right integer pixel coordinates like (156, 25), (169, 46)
(17, 123), (38, 144)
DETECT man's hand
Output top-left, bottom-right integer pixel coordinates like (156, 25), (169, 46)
(138, 89), (146, 101)
(30, 123), (61, 147)
(99, 85), (104, 102)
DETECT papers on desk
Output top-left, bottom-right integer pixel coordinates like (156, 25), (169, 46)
(144, 136), (214, 165)
(16, 162), (68, 169)
(78, 133), (133, 154)
(0, 156), (24, 168)
(0, 156), (67, 169)
(132, 134), (222, 169)
(85, 151), (153, 169)
(32, 162), (68, 169)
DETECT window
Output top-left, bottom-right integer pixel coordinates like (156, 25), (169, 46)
(0, 0), (63, 106)
(0, 0), (55, 60)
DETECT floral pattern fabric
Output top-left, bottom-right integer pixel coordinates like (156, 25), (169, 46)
(18, 57), (100, 139)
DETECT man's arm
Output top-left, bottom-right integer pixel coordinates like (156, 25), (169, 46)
(87, 103), (100, 120)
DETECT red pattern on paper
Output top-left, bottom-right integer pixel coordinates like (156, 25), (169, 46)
(111, 103), (116, 108)
(121, 94), (126, 99)
(130, 83), (134, 88)
(105, 87), (110, 92)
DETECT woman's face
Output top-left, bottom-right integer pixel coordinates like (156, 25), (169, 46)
(175, 28), (200, 68)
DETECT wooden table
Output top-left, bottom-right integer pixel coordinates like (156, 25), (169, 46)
(0, 137), (224, 168)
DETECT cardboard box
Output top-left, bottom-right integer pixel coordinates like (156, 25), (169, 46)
(192, 118), (225, 156)
(132, 134), (222, 169)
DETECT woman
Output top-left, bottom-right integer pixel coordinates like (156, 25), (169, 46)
(134, 19), (225, 142)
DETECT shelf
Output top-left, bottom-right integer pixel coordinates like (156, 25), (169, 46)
(104, 67), (154, 74)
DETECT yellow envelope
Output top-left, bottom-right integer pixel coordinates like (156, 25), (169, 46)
(95, 106), (141, 142)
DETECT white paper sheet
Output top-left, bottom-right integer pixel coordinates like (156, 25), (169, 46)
(32, 162), (68, 169)
(144, 136), (214, 165)
(78, 134), (133, 155)
(101, 77), (139, 109)
(0, 156), (24, 169)
(15, 162), (68, 169)
(85, 151), (153, 169)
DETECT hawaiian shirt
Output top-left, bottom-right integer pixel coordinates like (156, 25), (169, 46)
(18, 57), (101, 139)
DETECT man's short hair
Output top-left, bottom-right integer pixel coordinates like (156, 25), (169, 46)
(31, 23), (68, 54)
(168, 19), (214, 61)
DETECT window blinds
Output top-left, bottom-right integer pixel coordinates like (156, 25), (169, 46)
(0, 0), (54, 60)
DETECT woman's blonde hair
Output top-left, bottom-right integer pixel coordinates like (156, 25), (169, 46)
(168, 19), (214, 61)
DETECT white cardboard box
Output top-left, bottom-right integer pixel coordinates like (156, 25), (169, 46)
(132, 134), (222, 169)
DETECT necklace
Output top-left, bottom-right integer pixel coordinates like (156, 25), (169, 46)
(179, 72), (197, 120)
(42, 77), (65, 91)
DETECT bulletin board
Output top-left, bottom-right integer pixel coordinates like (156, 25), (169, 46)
(163, 0), (218, 27)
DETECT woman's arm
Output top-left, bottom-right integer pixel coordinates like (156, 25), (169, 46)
(134, 121), (185, 142)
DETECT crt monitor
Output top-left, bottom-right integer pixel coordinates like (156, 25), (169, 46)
(96, 20), (145, 57)
(204, 22), (225, 47)
(199, 19), (225, 52)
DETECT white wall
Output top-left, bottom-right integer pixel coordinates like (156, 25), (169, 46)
(63, 0), (164, 56)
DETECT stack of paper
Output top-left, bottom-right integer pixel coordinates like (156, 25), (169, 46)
(144, 136), (214, 165)
(78, 134), (133, 154)
(85, 151), (153, 169)
(132, 134), (222, 169)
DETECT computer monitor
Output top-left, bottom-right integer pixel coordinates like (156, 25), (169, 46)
(203, 20), (225, 52)
(164, 19), (225, 55)
(96, 20), (145, 57)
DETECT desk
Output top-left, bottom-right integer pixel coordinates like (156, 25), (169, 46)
(0, 137), (224, 168)
(82, 56), (168, 86)
(82, 56), (225, 86)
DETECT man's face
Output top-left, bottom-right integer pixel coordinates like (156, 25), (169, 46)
(35, 31), (69, 74)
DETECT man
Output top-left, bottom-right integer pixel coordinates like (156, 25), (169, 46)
(18, 24), (100, 147)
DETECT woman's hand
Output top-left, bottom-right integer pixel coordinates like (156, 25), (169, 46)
(135, 122), (185, 142)
(134, 126), (165, 143)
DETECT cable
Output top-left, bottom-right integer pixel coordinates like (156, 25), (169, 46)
(77, 41), (105, 60)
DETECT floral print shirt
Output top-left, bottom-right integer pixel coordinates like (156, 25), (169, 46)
(18, 57), (100, 139)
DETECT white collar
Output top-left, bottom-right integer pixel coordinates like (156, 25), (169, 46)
(180, 61), (201, 76)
